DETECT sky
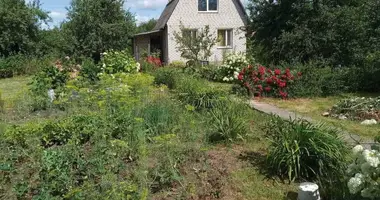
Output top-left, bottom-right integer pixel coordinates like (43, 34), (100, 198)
(35, 0), (247, 29)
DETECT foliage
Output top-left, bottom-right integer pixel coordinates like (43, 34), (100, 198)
(0, 54), (54, 78)
(330, 97), (380, 121)
(247, 0), (380, 67)
(79, 58), (101, 82)
(152, 67), (180, 89)
(347, 145), (380, 199)
(173, 23), (217, 63)
(63, 0), (136, 60)
(284, 63), (349, 97)
(207, 99), (248, 142)
(101, 50), (140, 74)
(175, 76), (226, 110)
(218, 53), (248, 82)
(238, 65), (301, 99)
(0, 0), (49, 57)
(136, 18), (157, 33)
(265, 117), (349, 198)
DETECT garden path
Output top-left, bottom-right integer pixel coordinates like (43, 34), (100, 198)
(248, 100), (374, 148)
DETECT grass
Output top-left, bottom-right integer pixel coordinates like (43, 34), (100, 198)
(261, 95), (380, 139)
(0, 76), (30, 108)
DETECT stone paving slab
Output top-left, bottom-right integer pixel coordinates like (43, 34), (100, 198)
(249, 100), (374, 148)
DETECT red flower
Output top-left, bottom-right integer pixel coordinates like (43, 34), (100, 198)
(266, 78), (273, 84)
(297, 72), (302, 77)
(238, 74), (243, 81)
(259, 66), (266, 75)
(257, 85), (263, 91)
(267, 68), (273, 74)
(264, 86), (271, 92)
(275, 69), (281, 75)
(279, 90), (288, 99)
(278, 81), (286, 88)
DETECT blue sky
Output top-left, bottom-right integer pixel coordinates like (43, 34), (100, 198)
(36, 0), (247, 29)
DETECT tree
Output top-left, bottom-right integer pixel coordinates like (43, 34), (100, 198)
(0, 0), (49, 57)
(173, 23), (217, 63)
(137, 18), (157, 33)
(247, 0), (375, 66)
(63, 0), (136, 61)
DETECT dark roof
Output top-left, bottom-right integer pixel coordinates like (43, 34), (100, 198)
(153, 0), (179, 30)
(134, 30), (162, 37)
(153, 0), (247, 31)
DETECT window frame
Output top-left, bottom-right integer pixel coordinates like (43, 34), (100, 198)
(182, 29), (198, 47)
(217, 29), (233, 48)
(198, 0), (218, 12)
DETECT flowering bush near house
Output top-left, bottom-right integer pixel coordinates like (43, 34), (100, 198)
(347, 145), (380, 199)
(101, 50), (140, 74)
(146, 55), (162, 68)
(219, 53), (248, 82)
(237, 65), (301, 99)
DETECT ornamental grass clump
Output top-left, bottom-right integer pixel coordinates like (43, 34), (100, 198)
(266, 117), (350, 198)
(347, 145), (380, 199)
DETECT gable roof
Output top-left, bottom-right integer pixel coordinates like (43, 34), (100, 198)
(153, 0), (180, 30)
(153, 0), (247, 31)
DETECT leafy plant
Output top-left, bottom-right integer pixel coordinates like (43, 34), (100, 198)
(207, 99), (248, 142)
(101, 50), (140, 74)
(347, 145), (380, 199)
(176, 77), (226, 110)
(152, 67), (180, 89)
(173, 23), (217, 63)
(265, 116), (348, 183)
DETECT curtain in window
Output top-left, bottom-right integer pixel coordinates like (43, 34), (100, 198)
(218, 30), (226, 46)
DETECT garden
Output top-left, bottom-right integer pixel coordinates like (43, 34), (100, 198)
(0, 49), (379, 200)
(1, 0), (380, 199)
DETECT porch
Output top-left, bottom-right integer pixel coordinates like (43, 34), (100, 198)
(133, 29), (167, 64)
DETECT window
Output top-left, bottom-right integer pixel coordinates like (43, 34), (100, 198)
(217, 29), (233, 47)
(198, 0), (218, 12)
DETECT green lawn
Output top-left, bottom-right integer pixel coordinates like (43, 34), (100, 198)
(261, 95), (380, 139)
(0, 76), (31, 108)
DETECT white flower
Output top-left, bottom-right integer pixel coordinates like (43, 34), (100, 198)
(363, 150), (380, 167)
(348, 173), (364, 194)
(229, 77), (234, 81)
(223, 77), (229, 82)
(136, 62), (141, 72)
(360, 162), (373, 174)
(353, 145), (364, 155)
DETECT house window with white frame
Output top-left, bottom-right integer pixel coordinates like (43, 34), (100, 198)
(198, 0), (218, 12)
(217, 29), (233, 48)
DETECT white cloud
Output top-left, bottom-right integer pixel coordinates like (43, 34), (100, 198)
(50, 11), (66, 19)
(125, 0), (167, 10)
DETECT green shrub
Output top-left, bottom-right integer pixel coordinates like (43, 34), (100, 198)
(152, 67), (180, 89)
(101, 50), (139, 74)
(265, 117), (349, 198)
(168, 60), (186, 68)
(285, 63), (349, 97)
(80, 58), (101, 82)
(0, 54), (54, 78)
(207, 99), (248, 142)
(176, 76), (226, 110)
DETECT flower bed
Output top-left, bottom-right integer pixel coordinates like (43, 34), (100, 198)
(329, 97), (380, 121)
(238, 65), (301, 99)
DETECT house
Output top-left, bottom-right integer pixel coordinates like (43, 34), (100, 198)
(133, 0), (247, 64)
